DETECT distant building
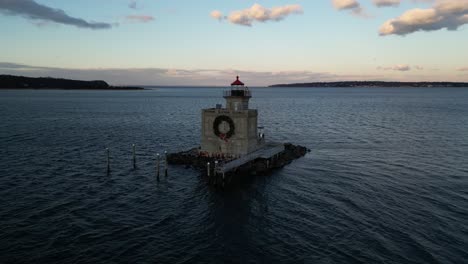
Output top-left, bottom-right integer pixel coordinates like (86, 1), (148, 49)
(201, 76), (264, 156)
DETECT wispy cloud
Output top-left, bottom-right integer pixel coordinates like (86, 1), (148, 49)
(125, 15), (154, 23)
(4, 62), (465, 86)
(0, 0), (113, 29)
(0, 62), (383, 86)
(0, 62), (40, 69)
(331, 0), (369, 17)
(377, 64), (412, 71)
(210, 4), (303, 27)
(379, 0), (468, 36)
(411, 0), (435, 3)
(373, 0), (400, 7)
(210, 10), (224, 21)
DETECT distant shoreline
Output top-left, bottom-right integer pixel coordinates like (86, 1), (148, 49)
(0, 87), (144, 90)
(0, 75), (144, 90)
(2, 75), (468, 89)
(269, 81), (468, 88)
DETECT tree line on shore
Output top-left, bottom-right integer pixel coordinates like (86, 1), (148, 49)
(0, 75), (143, 90)
(269, 81), (468, 88)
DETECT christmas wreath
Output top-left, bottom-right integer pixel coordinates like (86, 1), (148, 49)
(213, 115), (235, 140)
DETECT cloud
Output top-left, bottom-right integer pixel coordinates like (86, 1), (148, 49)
(210, 10), (224, 21)
(332, 0), (360, 9)
(377, 64), (412, 71)
(129, 1), (137, 9)
(0, 62), (382, 86)
(3, 62), (467, 85)
(125, 15), (154, 23)
(393, 65), (411, 71)
(0, 62), (37, 68)
(211, 4), (303, 26)
(411, 0), (435, 3)
(457, 67), (468, 71)
(373, 0), (400, 7)
(331, 0), (368, 17)
(379, 0), (468, 36)
(0, 0), (113, 29)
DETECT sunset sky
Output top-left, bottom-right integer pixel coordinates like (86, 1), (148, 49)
(1, 0), (468, 86)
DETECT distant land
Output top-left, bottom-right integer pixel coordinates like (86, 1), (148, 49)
(0, 75), (144, 90)
(269, 81), (468, 88)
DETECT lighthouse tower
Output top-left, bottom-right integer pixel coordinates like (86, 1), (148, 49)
(201, 76), (262, 156)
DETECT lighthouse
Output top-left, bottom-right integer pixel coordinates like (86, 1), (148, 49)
(201, 76), (263, 156)
(167, 76), (308, 185)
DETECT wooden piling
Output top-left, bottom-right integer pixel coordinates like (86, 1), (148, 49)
(106, 148), (110, 173)
(132, 144), (136, 169)
(156, 153), (160, 180)
(214, 161), (218, 185)
(207, 162), (211, 177)
(164, 151), (168, 177)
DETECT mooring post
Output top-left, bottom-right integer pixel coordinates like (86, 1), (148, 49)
(132, 144), (136, 169)
(207, 162), (211, 177)
(106, 148), (110, 173)
(156, 153), (160, 180)
(164, 151), (168, 177)
(214, 160), (219, 185)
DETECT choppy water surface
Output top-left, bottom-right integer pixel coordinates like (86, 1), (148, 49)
(1, 87), (467, 263)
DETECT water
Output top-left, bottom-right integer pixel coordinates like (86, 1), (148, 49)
(0, 87), (467, 263)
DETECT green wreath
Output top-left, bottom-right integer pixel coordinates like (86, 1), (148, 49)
(213, 115), (235, 140)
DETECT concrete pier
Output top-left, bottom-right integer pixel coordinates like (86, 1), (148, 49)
(167, 143), (309, 187)
(215, 143), (284, 175)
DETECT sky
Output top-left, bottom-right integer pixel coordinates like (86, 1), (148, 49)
(1, 0), (468, 86)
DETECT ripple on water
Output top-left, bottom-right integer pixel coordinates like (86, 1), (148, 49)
(0, 88), (467, 263)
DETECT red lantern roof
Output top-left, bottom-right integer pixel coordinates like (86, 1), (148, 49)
(231, 76), (244, 86)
